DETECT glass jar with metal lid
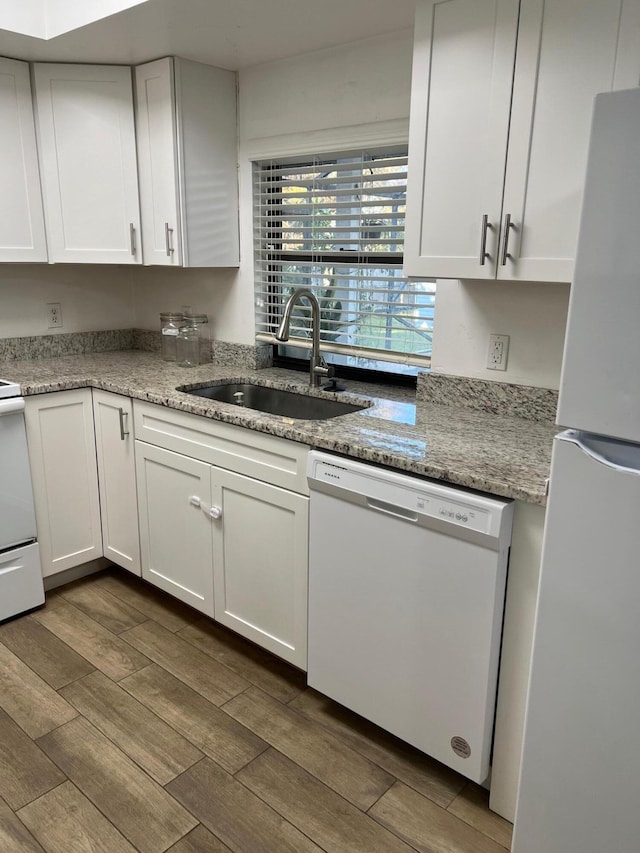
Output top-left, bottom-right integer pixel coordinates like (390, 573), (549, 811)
(180, 313), (210, 364)
(160, 312), (183, 361)
(190, 313), (211, 363)
(176, 317), (201, 367)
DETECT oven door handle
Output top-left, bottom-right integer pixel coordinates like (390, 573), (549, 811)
(0, 398), (25, 416)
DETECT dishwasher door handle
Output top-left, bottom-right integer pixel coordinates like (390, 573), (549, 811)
(366, 497), (419, 523)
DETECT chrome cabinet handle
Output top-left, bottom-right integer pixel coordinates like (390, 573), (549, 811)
(165, 222), (175, 257)
(500, 213), (513, 266)
(118, 408), (129, 440)
(479, 214), (492, 265)
(129, 223), (137, 256)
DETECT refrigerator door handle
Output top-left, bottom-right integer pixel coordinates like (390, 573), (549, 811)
(561, 430), (640, 476)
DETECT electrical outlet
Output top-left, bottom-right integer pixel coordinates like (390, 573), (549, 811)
(47, 302), (63, 329)
(487, 333), (509, 371)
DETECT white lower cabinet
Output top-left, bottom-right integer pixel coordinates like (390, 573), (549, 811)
(25, 389), (103, 577)
(25, 390), (309, 667)
(135, 441), (215, 616)
(133, 401), (310, 669)
(92, 390), (141, 576)
(212, 467), (308, 667)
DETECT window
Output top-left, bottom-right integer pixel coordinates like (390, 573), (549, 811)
(254, 148), (435, 377)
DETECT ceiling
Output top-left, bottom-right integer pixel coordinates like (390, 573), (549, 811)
(0, 0), (418, 70)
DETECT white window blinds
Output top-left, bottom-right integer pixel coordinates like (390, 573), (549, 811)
(254, 150), (435, 371)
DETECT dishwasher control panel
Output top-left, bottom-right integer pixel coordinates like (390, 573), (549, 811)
(308, 453), (512, 541)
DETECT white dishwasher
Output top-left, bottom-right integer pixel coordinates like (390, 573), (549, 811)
(307, 451), (513, 784)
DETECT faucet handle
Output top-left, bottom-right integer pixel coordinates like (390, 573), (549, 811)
(312, 360), (334, 380)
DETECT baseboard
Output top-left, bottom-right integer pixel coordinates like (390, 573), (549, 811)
(43, 557), (111, 591)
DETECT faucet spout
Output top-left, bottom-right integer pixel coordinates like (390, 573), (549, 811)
(275, 288), (334, 388)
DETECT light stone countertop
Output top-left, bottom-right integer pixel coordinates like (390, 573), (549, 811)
(2, 350), (556, 505)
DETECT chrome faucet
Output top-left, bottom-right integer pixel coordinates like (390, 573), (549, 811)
(275, 288), (334, 388)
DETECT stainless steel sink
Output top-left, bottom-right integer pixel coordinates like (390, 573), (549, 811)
(181, 382), (368, 420)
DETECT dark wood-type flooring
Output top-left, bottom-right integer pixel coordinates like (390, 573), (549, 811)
(0, 568), (512, 852)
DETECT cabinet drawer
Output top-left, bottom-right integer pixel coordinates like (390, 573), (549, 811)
(133, 401), (309, 494)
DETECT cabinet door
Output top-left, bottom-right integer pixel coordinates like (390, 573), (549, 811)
(33, 63), (141, 264)
(24, 389), (102, 577)
(404, 0), (520, 279)
(212, 467), (308, 669)
(0, 58), (47, 262)
(135, 58), (182, 266)
(174, 58), (239, 267)
(135, 441), (214, 616)
(500, 0), (640, 282)
(93, 390), (140, 576)
(134, 56), (239, 268)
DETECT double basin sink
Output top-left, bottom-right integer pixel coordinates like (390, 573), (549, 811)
(180, 382), (369, 420)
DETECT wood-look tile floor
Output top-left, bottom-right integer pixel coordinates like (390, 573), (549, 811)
(0, 569), (513, 853)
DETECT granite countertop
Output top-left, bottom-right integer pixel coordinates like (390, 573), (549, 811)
(3, 350), (556, 505)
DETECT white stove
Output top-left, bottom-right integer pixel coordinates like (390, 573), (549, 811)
(0, 382), (45, 620)
(0, 379), (22, 399)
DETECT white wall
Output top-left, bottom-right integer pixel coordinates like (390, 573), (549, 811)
(431, 279), (570, 389)
(131, 266), (245, 342)
(0, 265), (135, 338)
(239, 30), (414, 144)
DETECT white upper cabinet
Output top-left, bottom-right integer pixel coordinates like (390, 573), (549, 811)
(134, 57), (239, 267)
(33, 63), (141, 264)
(0, 57), (47, 262)
(405, 0), (640, 283)
(501, 0), (640, 282)
(405, 0), (520, 280)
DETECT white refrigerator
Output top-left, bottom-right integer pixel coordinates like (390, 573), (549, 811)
(512, 88), (640, 852)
